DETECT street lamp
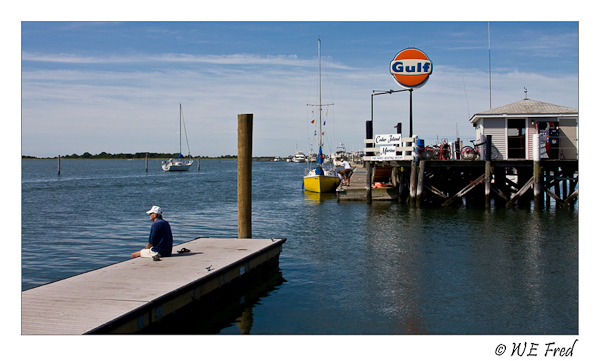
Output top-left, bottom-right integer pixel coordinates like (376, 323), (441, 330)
(370, 88), (413, 137)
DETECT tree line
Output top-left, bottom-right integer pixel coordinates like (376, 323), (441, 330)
(22, 152), (237, 160)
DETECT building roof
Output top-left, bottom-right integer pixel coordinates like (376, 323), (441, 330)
(470, 98), (578, 123)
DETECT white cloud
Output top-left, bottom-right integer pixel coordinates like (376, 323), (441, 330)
(21, 50), (578, 158)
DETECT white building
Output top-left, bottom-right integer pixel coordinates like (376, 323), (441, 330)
(469, 98), (578, 160)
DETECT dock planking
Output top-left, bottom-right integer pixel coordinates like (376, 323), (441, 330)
(22, 237), (286, 334)
(337, 166), (398, 201)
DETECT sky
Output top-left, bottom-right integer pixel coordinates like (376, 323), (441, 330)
(19, 20), (580, 158)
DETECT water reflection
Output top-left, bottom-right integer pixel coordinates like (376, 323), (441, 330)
(141, 269), (285, 334)
(235, 308), (254, 334)
(303, 190), (337, 204)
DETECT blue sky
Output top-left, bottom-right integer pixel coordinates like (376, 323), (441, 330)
(20, 21), (579, 157)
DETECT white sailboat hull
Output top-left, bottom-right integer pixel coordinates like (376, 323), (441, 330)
(163, 103), (194, 172)
(162, 159), (194, 171)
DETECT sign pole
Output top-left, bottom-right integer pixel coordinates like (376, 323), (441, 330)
(409, 88), (413, 137)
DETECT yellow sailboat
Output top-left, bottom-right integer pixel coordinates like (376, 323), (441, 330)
(303, 37), (340, 193)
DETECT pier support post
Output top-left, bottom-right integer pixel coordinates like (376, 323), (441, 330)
(365, 120), (374, 205)
(416, 160), (425, 207)
(145, 153), (148, 173)
(533, 134), (543, 210)
(57, 155), (61, 176)
(366, 161), (372, 204)
(485, 161), (492, 209)
(409, 161), (417, 205)
(238, 114), (253, 238)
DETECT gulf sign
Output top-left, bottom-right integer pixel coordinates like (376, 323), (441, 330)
(390, 48), (433, 89)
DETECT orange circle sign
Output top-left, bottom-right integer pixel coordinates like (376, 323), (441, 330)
(390, 48), (433, 89)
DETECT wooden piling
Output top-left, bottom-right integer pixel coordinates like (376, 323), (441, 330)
(409, 160), (418, 205)
(238, 114), (253, 239)
(485, 161), (492, 208)
(416, 160), (425, 207)
(57, 155), (61, 176)
(145, 153), (148, 173)
(533, 134), (543, 210)
(365, 120), (374, 205)
(366, 161), (372, 204)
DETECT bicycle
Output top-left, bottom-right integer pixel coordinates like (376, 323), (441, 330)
(419, 145), (440, 160)
(461, 139), (499, 160)
(419, 139), (451, 160)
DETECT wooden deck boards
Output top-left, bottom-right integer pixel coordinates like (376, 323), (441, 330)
(337, 166), (398, 201)
(22, 237), (285, 334)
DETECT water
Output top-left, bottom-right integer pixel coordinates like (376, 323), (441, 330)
(21, 159), (578, 334)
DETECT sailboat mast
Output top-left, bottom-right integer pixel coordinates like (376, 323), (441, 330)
(179, 103), (182, 155)
(318, 37), (322, 148)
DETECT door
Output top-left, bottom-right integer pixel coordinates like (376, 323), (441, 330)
(507, 119), (526, 159)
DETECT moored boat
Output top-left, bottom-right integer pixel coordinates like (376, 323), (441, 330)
(303, 38), (340, 193)
(291, 150), (307, 163)
(331, 142), (348, 166)
(162, 104), (194, 171)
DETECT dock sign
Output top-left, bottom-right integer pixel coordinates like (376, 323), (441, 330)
(390, 48), (433, 89)
(373, 134), (404, 160)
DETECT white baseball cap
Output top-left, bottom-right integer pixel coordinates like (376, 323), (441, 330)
(146, 206), (162, 215)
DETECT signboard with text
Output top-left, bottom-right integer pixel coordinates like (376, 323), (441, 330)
(372, 133), (404, 160)
(390, 48), (433, 89)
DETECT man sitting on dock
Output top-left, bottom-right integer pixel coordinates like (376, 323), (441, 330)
(131, 206), (173, 259)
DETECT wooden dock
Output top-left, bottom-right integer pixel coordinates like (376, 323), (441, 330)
(21, 237), (286, 334)
(337, 159), (578, 208)
(337, 167), (398, 201)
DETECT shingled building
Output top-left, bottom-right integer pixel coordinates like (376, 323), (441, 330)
(469, 98), (578, 160)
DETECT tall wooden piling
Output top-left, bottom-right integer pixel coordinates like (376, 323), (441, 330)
(532, 134), (543, 210)
(57, 155), (61, 176)
(145, 153), (148, 173)
(238, 114), (253, 239)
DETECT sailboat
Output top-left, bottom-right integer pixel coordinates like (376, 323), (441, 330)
(161, 104), (194, 171)
(303, 38), (340, 193)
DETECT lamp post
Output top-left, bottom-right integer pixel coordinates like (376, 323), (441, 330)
(371, 88), (413, 136)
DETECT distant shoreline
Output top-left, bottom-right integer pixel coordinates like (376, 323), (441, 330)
(21, 152), (237, 160)
(21, 154), (286, 162)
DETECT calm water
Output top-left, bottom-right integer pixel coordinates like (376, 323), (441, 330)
(21, 159), (578, 334)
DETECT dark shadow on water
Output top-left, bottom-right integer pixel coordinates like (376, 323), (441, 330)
(139, 268), (285, 334)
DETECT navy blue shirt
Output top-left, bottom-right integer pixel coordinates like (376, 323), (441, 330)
(148, 218), (173, 257)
